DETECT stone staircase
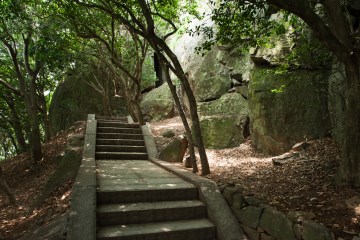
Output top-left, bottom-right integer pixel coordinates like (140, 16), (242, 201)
(94, 116), (216, 240)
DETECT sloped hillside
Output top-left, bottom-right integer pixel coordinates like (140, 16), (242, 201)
(0, 121), (85, 240)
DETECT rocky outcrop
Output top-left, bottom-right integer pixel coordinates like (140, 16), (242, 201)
(49, 74), (127, 135)
(249, 66), (331, 154)
(49, 78), (104, 134)
(167, 15), (339, 154)
(140, 84), (174, 121)
(169, 26), (252, 149)
(198, 93), (249, 148)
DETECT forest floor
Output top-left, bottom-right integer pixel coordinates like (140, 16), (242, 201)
(0, 121), (85, 240)
(151, 116), (360, 240)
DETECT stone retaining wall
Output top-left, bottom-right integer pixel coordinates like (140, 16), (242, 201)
(222, 185), (335, 240)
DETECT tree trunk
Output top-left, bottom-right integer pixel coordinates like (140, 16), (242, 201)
(162, 64), (198, 173)
(43, 112), (52, 141)
(6, 100), (27, 153)
(102, 94), (112, 116)
(0, 167), (16, 204)
(336, 54), (360, 187)
(26, 78), (43, 164)
(132, 100), (145, 125)
(149, 38), (210, 175)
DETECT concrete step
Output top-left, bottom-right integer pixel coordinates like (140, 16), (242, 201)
(95, 152), (148, 160)
(96, 116), (128, 122)
(97, 219), (216, 240)
(96, 145), (147, 153)
(97, 121), (140, 128)
(97, 183), (198, 204)
(97, 200), (207, 226)
(97, 127), (142, 134)
(96, 133), (144, 140)
(96, 139), (145, 146)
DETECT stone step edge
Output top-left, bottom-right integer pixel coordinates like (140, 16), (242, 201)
(97, 218), (216, 238)
(97, 200), (206, 213)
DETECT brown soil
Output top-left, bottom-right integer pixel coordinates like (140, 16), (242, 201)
(0, 121), (85, 240)
(151, 117), (360, 239)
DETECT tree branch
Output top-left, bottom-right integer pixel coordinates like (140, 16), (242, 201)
(0, 79), (21, 96)
(267, 0), (353, 61)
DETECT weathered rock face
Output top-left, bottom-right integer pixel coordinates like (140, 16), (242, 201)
(198, 93), (249, 148)
(169, 17), (339, 153)
(249, 66), (331, 154)
(140, 84), (174, 121)
(169, 24), (252, 149)
(49, 77), (105, 135)
(171, 33), (252, 102)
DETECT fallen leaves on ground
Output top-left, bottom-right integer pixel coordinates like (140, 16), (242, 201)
(151, 117), (360, 240)
(0, 121), (85, 240)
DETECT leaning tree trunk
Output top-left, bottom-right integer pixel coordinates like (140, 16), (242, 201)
(149, 37), (210, 175)
(162, 64), (198, 173)
(336, 54), (360, 187)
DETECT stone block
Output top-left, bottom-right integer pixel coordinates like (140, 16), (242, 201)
(244, 196), (264, 206)
(223, 186), (239, 205)
(233, 193), (246, 209)
(67, 186), (96, 240)
(260, 207), (295, 240)
(241, 224), (260, 240)
(302, 220), (334, 240)
(293, 224), (303, 240)
(233, 206), (263, 229)
(261, 233), (275, 240)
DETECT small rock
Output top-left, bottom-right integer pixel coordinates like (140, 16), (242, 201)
(343, 229), (357, 235)
(184, 156), (192, 168)
(287, 211), (316, 223)
(160, 129), (175, 138)
(293, 224), (303, 240)
(302, 220), (334, 240)
(292, 141), (310, 151)
(310, 197), (318, 202)
(346, 196), (360, 208)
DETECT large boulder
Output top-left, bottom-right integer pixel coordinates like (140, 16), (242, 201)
(249, 66), (331, 154)
(198, 93), (249, 149)
(169, 17), (252, 102)
(49, 78), (104, 134)
(49, 73), (127, 135)
(140, 84), (174, 121)
(158, 136), (188, 162)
